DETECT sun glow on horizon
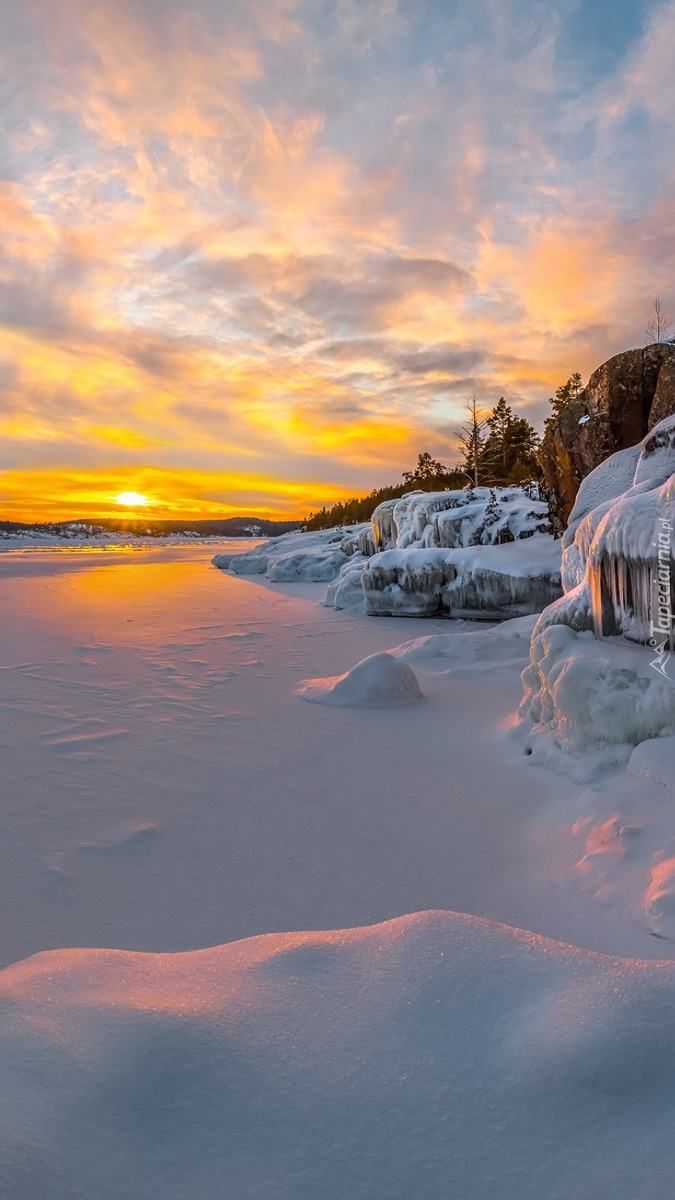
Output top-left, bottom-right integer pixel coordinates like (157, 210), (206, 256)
(115, 492), (151, 507)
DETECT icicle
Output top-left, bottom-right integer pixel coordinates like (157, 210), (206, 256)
(589, 555), (604, 640)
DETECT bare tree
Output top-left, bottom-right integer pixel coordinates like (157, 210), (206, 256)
(645, 294), (672, 345)
(456, 396), (488, 487)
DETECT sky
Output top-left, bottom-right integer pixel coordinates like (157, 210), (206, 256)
(0, 0), (674, 520)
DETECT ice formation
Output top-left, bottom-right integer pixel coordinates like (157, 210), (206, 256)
(213, 525), (369, 583)
(323, 553), (370, 610)
(371, 486), (551, 552)
(362, 537), (562, 618)
(520, 416), (675, 761)
(212, 489), (560, 619)
(297, 651), (423, 705)
(327, 487), (560, 619)
(5, 912), (675, 1199)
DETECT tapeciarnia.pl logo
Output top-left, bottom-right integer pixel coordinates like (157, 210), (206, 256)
(650, 516), (674, 680)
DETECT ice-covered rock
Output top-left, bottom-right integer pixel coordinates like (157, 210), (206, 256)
(362, 536), (562, 619)
(297, 651), (423, 706)
(213, 525), (370, 583)
(521, 624), (675, 774)
(534, 417), (675, 647)
(520, 416), (675, 762)
(323, 554), (368, 611)
(371, 487), (551, 552)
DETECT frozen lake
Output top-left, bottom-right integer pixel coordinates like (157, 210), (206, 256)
(0, 543), (661, 967)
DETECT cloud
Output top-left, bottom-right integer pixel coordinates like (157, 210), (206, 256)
(0, 0), (672, 515)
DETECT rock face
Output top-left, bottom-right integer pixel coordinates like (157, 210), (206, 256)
(540, 343), (675, 531)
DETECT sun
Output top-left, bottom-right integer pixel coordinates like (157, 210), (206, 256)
(115, 491), (150, 507)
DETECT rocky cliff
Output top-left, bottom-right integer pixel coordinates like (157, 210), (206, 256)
(539, 342), (675, 531)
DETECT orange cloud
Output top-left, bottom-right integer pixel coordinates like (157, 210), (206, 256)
(1, 0), (672, 524)
(0, 465), (359, 522)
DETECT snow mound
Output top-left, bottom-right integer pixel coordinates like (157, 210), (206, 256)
(4, 911), (675, 1199)
(362, 536), (561, 618)
(297, 652), (423, 706)
(627, 737), (675, 790)
(213, 525), (370, 583)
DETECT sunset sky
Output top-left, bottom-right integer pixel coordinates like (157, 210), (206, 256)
(1, 0), (674, 519)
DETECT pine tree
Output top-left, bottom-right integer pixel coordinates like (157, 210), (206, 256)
(402, 451), (448, 487)
(544, 373), (583, 433)
(483, 488), (499, 526)
(480, 398), (540, 485)
(456, 397), (488, 486)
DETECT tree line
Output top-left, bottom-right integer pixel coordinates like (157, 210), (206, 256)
(305, 395), (545, 530)
(304, 455), (469, 530)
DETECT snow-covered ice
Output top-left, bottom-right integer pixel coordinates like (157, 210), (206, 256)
(6, 911), (675, 1200)
(214, 489), (558, 621)
(536, 415), (675, 642)
(323, 552), (369, 611)
(2, 537), (675, 1196)
(514, 417), (675, 946)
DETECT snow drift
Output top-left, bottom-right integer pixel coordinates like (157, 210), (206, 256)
(4, 911), (675, 1200)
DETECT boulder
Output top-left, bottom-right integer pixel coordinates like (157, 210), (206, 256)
(540, 343), (675, 531)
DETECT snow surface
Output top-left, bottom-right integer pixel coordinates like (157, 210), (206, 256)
(2, 541), (675, 1196)
(0, 541), (599, 965)
(6, 911), (675, 1200)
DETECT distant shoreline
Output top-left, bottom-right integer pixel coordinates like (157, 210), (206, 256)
(0, 516), (303, 539)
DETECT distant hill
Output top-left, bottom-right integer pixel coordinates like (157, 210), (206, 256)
(0, 516), (303, 538)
